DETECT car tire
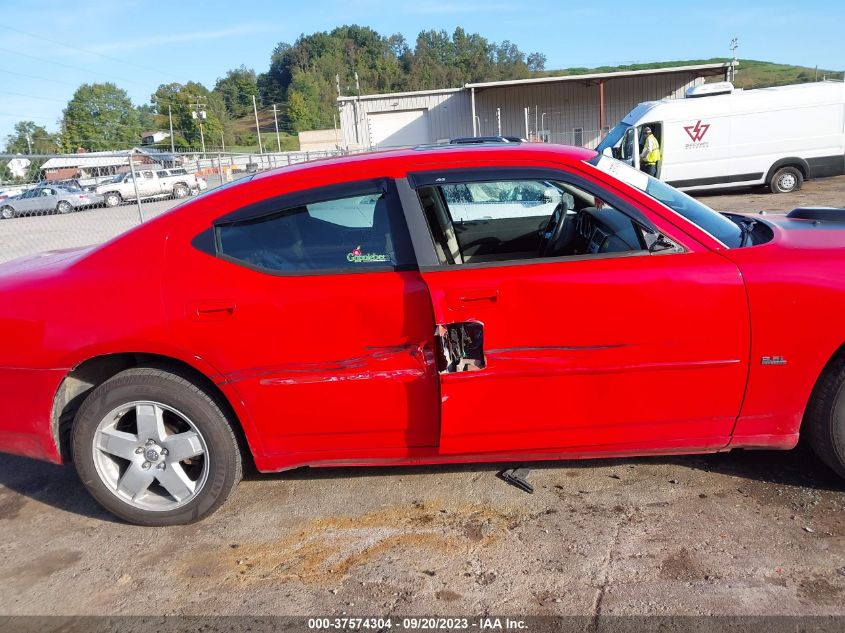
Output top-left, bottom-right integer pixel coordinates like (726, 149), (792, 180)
(103, 192), (122, 207)
(57, 200), (72, 214)
(173, 184), (189, 199)
(769, 166), (803, 194)
(805, 354), (845, 479)
(0, 206), (15, 220)
(72, 367), (243, 526)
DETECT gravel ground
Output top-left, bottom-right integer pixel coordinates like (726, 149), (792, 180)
(0, 445), (843, 617)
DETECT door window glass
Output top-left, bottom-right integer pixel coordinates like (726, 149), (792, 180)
(418, 178), (658, 265)
(216, 190), (416, 273)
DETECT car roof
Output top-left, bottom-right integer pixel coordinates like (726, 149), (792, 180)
(252, 143), (596, 184)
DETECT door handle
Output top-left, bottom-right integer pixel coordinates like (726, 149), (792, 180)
(191, 300), (236, 321)
(458, 288), (498, 303)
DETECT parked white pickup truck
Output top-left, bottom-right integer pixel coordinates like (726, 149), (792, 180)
(95, 168), (207, 207)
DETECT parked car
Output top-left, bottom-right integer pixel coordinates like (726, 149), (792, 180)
(95, 168), (204, 207)
(52, 178), (97, 193)
(2, 144), (845, 525)
(0, 186), (27, 203)
(0, 184), (101, 219)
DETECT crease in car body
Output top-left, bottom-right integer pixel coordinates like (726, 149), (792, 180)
(218, 342), (434, 386)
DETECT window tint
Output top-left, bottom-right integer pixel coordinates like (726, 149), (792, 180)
(216, 190), (416, 273)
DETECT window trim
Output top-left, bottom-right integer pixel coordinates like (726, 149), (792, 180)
(212, 177), (419, 277)
(405, 166), (677, 272)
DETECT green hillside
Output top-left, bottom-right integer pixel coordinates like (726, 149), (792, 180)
(541, 58), (843, 88)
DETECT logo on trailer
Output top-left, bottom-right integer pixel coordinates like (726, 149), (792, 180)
(683, 120), (710, 142)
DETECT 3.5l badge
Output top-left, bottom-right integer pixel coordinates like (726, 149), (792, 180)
(761, 355), (788, 366)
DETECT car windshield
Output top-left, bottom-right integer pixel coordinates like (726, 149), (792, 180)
(586, 154), (743, 248)
(595, 122), (631, 154)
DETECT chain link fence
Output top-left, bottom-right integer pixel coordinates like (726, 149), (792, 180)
(0, 148), (350, 264)
(0, 133), (612, 264)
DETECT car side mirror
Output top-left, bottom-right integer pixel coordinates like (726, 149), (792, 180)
(649, 234), (677, 253)
(541, 188), (558, 203)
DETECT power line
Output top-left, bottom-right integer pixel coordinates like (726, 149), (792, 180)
(0, 67), (78, 87)
(0, 24), (183, 81)
(0, 46), (148, 88)
(0, 90), (67, 103)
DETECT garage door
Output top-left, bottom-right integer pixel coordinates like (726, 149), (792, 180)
(367, 110), (431, 149)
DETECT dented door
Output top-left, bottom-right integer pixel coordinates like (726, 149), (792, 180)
(421, 251), (749, 456)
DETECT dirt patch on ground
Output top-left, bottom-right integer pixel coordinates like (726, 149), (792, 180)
(180, 502), (517, 588)
(695, 175), (845, 214)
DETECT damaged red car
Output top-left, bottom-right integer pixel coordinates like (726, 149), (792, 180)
(2, 144), (845, 525)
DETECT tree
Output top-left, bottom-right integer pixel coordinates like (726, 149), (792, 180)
(4, 121), (59, 154)
(257, 25), (543, 133)
(527, 52), (547, 73)
(61, 83), (142, 151)
(213, 66), (259, 118)
(151, 82), (227, 150)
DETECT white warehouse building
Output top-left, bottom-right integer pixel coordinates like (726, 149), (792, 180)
(337, 62), (735, 150)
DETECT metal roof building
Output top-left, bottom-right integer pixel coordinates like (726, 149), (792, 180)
(337, 62), (735, 150)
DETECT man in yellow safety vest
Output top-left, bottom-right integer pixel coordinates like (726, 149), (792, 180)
(639, 127), (661, 177)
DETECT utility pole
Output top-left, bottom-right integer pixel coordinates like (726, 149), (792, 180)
(272, 103), (282, 152)
(168, 105), (175, 153)
(191, 96), (207, 156)
(253, 94), (263, 154)
(729, 38), (739, 82)
(496, 108), (501, 136)
(25, 133), (32, 154)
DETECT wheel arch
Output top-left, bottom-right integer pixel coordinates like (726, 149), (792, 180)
(801, 340), (845, 431)
(51, 352), (255, 468)
(765, 157), (810, 184)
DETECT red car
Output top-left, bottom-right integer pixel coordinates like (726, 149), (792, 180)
(2, 144), (844, 525)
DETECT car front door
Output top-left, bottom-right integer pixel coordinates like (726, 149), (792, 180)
(404, 167), (750, 457)
(165, 178), (440, 465)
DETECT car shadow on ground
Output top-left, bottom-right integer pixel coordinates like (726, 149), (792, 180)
(0, 454), (118, 523)
(0, 445), (840, 522)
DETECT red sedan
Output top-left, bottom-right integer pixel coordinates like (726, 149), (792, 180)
(2, 144), (844, 525)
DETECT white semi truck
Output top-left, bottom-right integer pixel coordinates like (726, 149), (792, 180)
(596, 81), (845, 193)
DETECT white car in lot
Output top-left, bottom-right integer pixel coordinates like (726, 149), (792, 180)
(0, 184), (101, 219)
(95, 168), (206, 207)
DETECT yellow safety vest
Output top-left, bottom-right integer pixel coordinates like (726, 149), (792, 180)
(644, 134), (661, 164)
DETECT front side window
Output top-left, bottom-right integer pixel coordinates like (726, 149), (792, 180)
(216, 188), (416, 273)
(417, 176), (657, 266)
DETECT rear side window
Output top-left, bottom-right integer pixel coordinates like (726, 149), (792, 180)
(216, 187), (416, 274)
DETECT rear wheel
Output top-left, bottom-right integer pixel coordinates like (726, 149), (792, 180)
(805, 355), (845, 479)
(72, 368), (242, 526)
(173, 183), (189, 199)
(103, 192), (122, 207)
(769, 166), (803, 194)
(0, 206), (15, 220)
(57, 200), (72, 214)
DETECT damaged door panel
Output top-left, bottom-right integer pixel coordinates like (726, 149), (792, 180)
(435, 321), (485, 372)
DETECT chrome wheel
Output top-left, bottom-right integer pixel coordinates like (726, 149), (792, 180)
(92, 401), (210, 511)
(778, 173), (797, 191)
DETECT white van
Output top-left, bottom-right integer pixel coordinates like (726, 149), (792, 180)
(596, 81), (845, 193)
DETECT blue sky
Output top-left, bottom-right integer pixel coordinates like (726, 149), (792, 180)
(0, 0), (842, 143)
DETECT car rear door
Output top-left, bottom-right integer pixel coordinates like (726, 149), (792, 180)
(402, 167), (750, 457)
(166, 178), (440, 464)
